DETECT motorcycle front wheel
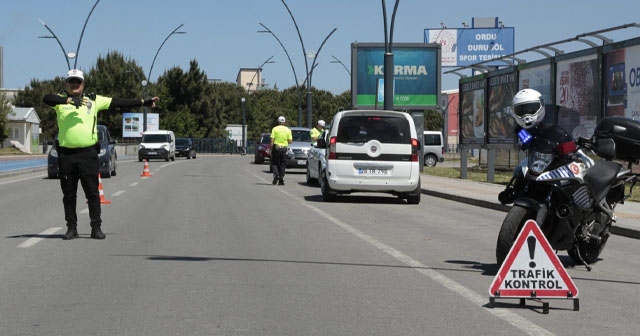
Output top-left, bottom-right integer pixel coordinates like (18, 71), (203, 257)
(496, 205), (535, 265)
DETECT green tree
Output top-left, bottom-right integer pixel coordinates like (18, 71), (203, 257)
(424, 109), (444, 131)
(0, 92), (11, 142)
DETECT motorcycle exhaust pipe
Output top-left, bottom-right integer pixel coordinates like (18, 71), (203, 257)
(556, 204), (572, 219)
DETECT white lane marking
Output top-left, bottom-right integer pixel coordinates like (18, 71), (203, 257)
(112, 190), (126, 197)
(129, 182), (139, 187)
(18, 227), (62, 248)
(80, 208), (88, 214)
(250, 171), (554, 336)
(0, 174), (46, 185)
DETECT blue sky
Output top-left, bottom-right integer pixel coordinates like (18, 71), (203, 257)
(1, 0), (639, 95)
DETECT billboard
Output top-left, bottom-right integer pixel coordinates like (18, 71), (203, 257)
(555, 51), (600, 139)
(518, 60), (554, 124)
(424, 28), (515, 67)
(459, 76), (486, 145)
(486, 71), (517, 146)
(351, 42), (440, 109)
(604, 39), (640, 119)
(122, 112), (159, 137)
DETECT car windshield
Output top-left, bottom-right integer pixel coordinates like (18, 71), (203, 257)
(142, 134), (170, 143)
(176, 139), (189, 146)
(291, 130), (311, 142)
(260, 134), (270, 144)
(336, 116), (410, 144)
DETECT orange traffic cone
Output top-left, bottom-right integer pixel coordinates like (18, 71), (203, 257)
(140, 159), (152, 177)
(98, 173), (111, 205)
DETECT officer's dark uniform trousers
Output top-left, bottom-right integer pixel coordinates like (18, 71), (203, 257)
(58, 145), (101, 229)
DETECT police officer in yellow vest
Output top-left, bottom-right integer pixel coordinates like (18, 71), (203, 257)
(270, 116), (293, 185)
(310, 119), (325, 142)
(43, 69), (159, 240)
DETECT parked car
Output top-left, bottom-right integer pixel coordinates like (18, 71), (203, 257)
(286, 127), (312, 169)
(306, 129), (329, 184)
(47, 124), (117, 179)
(423, 130), (445, 167)
(175, 138), (197, 159)
(320, 110), (421, 204)
(254, 132), (271, 164)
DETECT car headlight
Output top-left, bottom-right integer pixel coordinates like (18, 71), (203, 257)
(139, 145), (145, 150)
(529, 151), (554, 175)
(99, 148), (106, 156)
(49, 148), (58, 158)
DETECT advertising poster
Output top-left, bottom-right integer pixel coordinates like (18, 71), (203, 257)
(459, 78), (485, 145)
(122, 112), (159, 137)
(425, 28), (515, 67)
(352, 43), (439, 109)
(604, 44), (640, 118)
(555, 54), (599, 139)
(518, 63), (554, 124)
(487, 72), (516, 145)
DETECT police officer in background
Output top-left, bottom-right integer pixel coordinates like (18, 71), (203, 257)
(44, 69), (159, 240)
(270, 116), (292, 185)
(310, 119), (325, 142)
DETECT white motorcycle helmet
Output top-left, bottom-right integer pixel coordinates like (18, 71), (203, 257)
(511, 89), (545, 129)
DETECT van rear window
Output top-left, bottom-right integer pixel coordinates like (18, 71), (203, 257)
(336, 116), (410, 144)
(424, 134), (442, 146)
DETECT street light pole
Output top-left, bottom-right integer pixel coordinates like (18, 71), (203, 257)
(248, 55), (275, 92)
(330, 55), (351, 76)
(258, 23), (303, 126)
(280, 0), (337, 127)
(381, 0), (400, 110)
(143, 24), (186, 132)
(241, 97), (246, 155)
(37, 0), (102, 70)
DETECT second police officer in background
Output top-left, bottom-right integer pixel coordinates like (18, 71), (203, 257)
(310, 119), (325, 142)
(270, 116), (292, 185)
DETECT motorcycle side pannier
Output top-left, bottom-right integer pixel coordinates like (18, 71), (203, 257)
(594, 116), (640, 162)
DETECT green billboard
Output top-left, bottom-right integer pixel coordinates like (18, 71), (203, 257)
(351, 42), (440, 109)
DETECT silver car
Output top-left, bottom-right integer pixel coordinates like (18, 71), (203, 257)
(285, 127), (312, 169)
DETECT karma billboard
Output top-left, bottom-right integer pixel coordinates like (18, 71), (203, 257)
(351, 42), (440, 110)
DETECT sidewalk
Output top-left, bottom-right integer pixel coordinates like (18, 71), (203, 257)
(420, 174), (640, 240)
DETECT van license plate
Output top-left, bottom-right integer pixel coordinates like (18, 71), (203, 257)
(148, 151), (156, 155)
(297, 160), (306, 165)
(357, 168), (388, 175)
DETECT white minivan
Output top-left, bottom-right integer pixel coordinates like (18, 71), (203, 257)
(423, 130), (445, 167)
(138, 130), (176, 162)
(319, 110), (421, 204)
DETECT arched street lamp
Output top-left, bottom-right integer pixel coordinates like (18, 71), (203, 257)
(280, 0), (337, 127)
(330, 55), (351, 76)
(247, 55), (275, 92)
(38, 0), (102, 70)
(381, 0), (400, 110)
(142, 24), (186, 132)
(258, 23), (303, 126)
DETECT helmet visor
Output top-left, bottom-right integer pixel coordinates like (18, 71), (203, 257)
(513, 102), (541, 117)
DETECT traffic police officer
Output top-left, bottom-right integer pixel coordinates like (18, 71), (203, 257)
(43, 69), (159, 240)
(270, 116), (292, 185)
(310, 119), (325, 142)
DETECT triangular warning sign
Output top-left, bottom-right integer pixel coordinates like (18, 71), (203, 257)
(489, 220), (578, 299)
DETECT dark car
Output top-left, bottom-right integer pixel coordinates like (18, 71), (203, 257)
(47, 124), (117, 179)
(254, 132), (271, 164)
(175, 138), (197, 159)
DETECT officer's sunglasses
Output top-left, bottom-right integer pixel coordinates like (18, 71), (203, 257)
(66, 78), (83, 85)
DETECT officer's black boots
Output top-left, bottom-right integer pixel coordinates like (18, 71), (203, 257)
(91, 227), (106, 240)
(62, 227), (79, 240)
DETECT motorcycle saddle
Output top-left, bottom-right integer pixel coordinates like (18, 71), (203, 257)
(585, 160), (622, 202)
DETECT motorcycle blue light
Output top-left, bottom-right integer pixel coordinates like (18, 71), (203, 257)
(518, 129), (533, 145)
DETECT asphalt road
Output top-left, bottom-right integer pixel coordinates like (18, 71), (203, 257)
(1, 156), (639, 335)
